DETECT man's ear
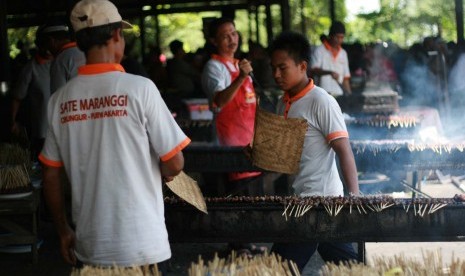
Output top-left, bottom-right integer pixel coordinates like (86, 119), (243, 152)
(112, 28), (123, 41)
(209, 37), (217, 47)
(299, 60), (308, 73)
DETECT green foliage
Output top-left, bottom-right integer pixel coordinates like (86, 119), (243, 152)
(346, 0), (459, 47)
(8, 27), (37, 58)
(6, 0), (464, 59)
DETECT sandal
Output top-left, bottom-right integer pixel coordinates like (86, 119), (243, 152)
(249, 244), (267, 255)
(236, 248), (253, 258)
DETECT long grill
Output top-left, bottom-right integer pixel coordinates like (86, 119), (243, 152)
(184, 141), (465, 172)
(165, 196), (465, 243)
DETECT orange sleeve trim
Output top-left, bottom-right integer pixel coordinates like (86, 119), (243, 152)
(160, 137), (191, 162)
(326, 131), (349, 143)
(344, 76), (351, 80)
(38, 153), (64, 167)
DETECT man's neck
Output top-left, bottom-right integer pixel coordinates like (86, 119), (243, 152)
(86, 46), (118, 64)
(288, 78), (310, 98)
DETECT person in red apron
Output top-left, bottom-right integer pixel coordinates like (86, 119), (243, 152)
(202, 17), (261, 183)
(201, 17), (265, 257)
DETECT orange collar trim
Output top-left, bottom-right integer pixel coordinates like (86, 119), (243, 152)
(323, 41), (341, 59)
(61, 42), (77, 52)
(282, 79), (314, 118)
(283, 79), (314, 104)
(211, 54), (237, 64)
(35, 54), (52, 65)
(78, 63), (126, 75)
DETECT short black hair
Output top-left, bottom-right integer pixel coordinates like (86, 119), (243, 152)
(269, 31), (311, 64)
(169, 40), (183, 54)
(75, 22), (122, 53)
(329, 21), (345, 36)
(208, 17), (235, 39)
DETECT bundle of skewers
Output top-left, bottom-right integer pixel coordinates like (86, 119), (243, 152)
(0, 164), (31, 194)
(321, 250), (465, 276)
(188, 251), (300, 276)
(0, 143), (33, 195)
(280, 196), (455, 220)
(351, 139), (465, 155)
(177, 119), (213, 128)
(349, 115), (417, 129)
(0, 143), (31, 166)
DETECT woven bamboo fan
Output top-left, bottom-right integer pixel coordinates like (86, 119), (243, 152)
(251, 108), (307, 174)
(165, 171), (207, 214)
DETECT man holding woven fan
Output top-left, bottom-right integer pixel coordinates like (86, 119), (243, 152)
(269, 31), (360, 272)
(39, 0), (190, 272)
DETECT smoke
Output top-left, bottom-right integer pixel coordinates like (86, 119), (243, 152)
(446, 53), (465, 140)
(345, 41), (465, 195)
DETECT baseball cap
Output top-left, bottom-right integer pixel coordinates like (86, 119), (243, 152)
(40, 24), (70, 34)
(70, 0), (133, 32)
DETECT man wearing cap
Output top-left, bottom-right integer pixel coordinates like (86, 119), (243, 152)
(41, 21), (86, 93)
(311, 21), (352, 97)
(39, 0), (190, 271)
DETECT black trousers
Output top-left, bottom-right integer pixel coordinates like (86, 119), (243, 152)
(271, 242), (358, 272)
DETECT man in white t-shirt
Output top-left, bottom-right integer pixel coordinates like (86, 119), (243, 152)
(11, 24), (53, 158)
(39, 0), (190, 271)
(311, 21), (352, 97)
(269, 31), (359, 273)
(41, 21), (86, 93)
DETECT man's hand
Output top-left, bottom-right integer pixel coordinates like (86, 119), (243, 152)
(243, 144), (253, 161)
(58, 225), (77, 265)
(330, 71), (339, 81)
(238, 59), (253, 78)
(163, 176), (175, 182)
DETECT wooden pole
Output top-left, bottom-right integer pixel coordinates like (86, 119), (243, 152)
(456, 0), (464, 47)
(0, 0), (10, 92)
(265, 2), (273, 46)
(280, 0), (290, 31)
(330, 0), (335, 22)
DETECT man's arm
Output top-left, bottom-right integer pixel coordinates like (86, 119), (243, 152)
(342, 78), (352, 95)
(160, 151), (184, 182)
(330, 137), (359, 195)
(42, 165), (77, 265)
(213, 59), (253, 108)
(310, 67), (339, 79)
(10, 99), (21, 133)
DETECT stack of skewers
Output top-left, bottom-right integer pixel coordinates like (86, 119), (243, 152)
(321, 250), (465, 276)
(0, 143), (33, 195)
(71, 265), (161, 276)
(188, 251), (299, 276)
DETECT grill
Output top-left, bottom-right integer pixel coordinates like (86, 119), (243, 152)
(184, 141), (465, 173)
(165, 196), (465, 243)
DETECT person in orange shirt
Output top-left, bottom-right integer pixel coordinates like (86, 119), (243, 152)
(201, 17), (262, 192)
(11, 24), (54, 158)
(201, 17), (264, 256)
(270, 31), (359, 272)
(40, 0), (189, 272)
(310, 21), (352, 97)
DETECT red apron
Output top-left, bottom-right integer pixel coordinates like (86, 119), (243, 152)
(212, 54), (260, 181)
